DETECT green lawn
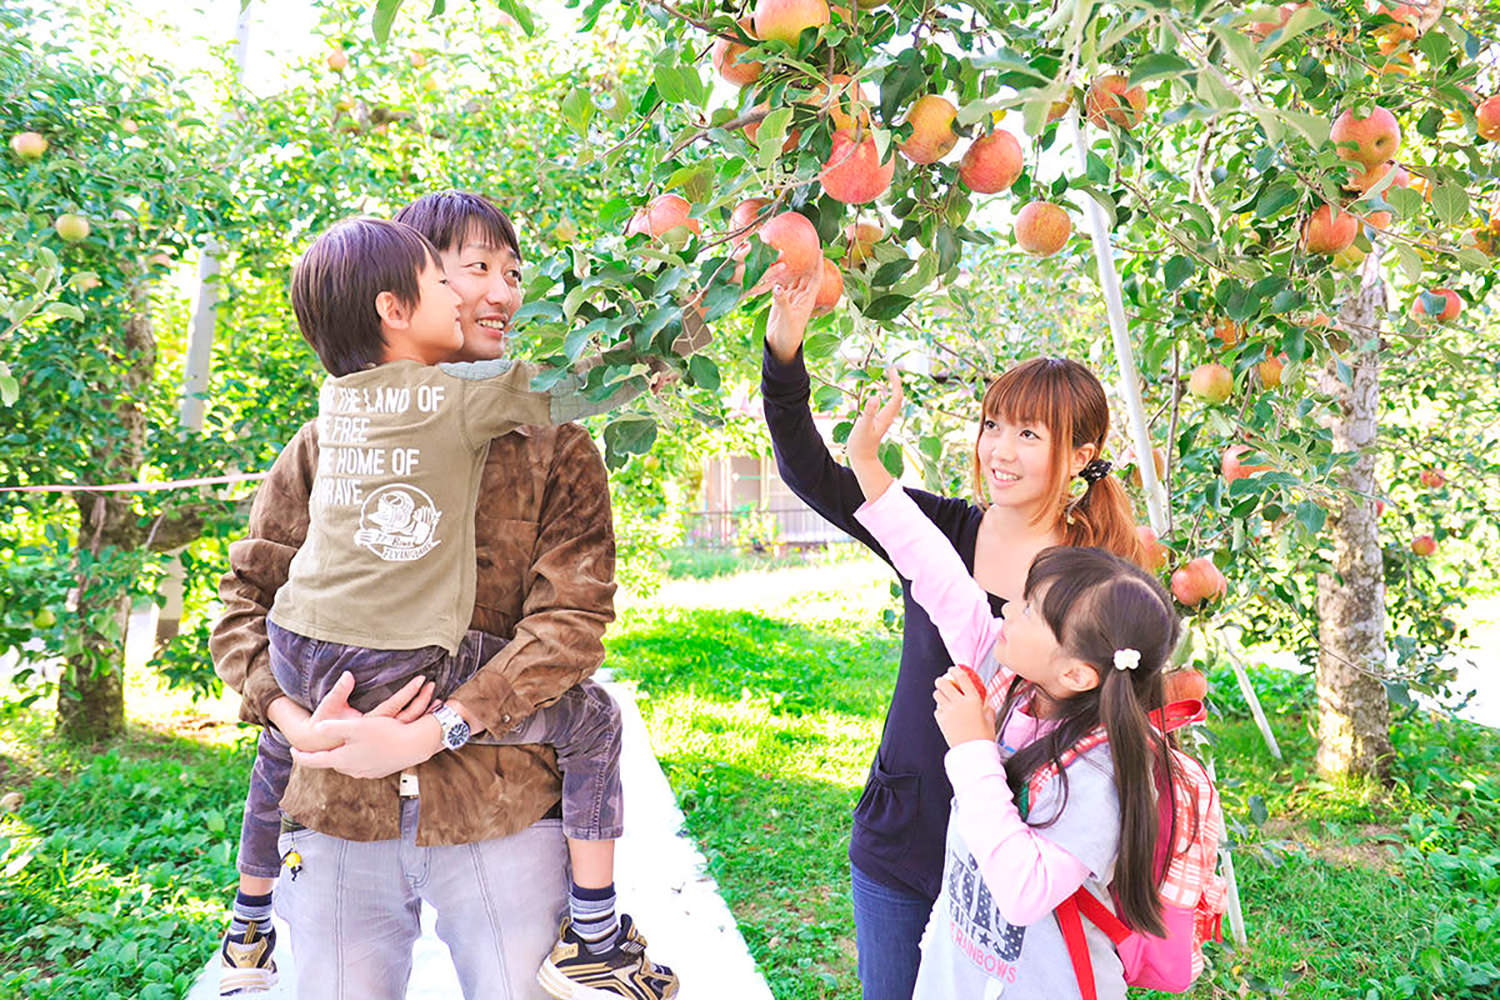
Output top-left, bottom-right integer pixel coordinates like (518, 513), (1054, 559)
(610, 562), (1500, 1000)
(1, 557), (1497, 999)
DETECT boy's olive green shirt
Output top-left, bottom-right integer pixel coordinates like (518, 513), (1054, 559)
(211, 417), (618, 845)
(269, 358), (629, 655)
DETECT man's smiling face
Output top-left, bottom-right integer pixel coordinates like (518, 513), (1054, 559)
(440, 236), (524, 362)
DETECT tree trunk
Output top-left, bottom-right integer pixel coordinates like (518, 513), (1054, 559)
(1315, 249), (1394, 780)
(56, 280), (155, 742)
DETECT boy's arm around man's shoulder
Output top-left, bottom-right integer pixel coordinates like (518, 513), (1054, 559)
(441, 358), (654, 444)
(446, 422), (616, 734)
(210, 421), (318, 726)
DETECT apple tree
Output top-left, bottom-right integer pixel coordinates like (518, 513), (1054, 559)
(352, 0), (1499, 779)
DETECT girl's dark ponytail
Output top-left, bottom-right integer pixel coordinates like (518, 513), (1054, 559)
(999, 546), (1183, 935)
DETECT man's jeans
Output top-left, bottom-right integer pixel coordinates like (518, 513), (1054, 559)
(851, 862), (934, 1000)
(275, 799), (568, 999)
(236, 620), (623, 878)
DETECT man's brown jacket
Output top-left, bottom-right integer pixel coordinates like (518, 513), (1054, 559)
(211, 419), (616, 845)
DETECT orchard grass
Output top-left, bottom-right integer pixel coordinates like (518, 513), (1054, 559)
(0, 559), (1496, 999)
(611, 562), (1500, 1000)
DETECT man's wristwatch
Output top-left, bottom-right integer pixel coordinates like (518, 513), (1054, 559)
(432, 704), (471, 751)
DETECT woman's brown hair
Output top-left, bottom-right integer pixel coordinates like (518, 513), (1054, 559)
(995, 545), (1189, 936)
(970, 357), (1146, 566)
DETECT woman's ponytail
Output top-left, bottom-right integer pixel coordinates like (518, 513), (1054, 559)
(1065, 473), (1148, 567)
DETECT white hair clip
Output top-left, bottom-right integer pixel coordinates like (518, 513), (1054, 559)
(1113, 648), (1141, 671)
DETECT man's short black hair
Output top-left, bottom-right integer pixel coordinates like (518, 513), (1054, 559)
(290, 217), (442, 377)
(394, 190), (522, 259)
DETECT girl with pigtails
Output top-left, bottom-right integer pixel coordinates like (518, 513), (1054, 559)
(761, 272), (1152, 998)
(846, 370), (1187, 998)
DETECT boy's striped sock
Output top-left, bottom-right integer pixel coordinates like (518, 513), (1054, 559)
(568, 882), (621, 954)
(228, 890), (274, 941)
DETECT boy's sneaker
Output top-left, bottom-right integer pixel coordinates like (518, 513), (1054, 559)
(219, 919), (278, 996)
(537, 913), (679, 1000)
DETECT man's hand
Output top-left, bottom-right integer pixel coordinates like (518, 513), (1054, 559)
(934, 666), (997, 749)
(764, 263), (820, 363)
(292, 713), (444, 780)
(271, 672), (436, 755)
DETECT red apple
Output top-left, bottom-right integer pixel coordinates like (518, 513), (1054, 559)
(956, 664), (986, 694)
(1085, 74), (1147, 130)
(813, 258), (845, 314)
(806, 74), (869, 131)
(626, 194), (703, 245)
(899, 95), (958, 164)
(1014, 202), (1072, 256)
(844, 221), (884, 265)
(9, 131), (47, 160)
(958, 130), (1023, 194)
(1302, 203), (1358, 255)
(1257, 351), (1288, 388)
(1418, 468), (1446, 489)
(760, 211), (822, 272)
(820, 129), (895, 204)
(1222, 444), (1271, 483)
(1171, 557), (1227, 606)
(1128, 447), (1167, 489)
(1410, 534), (1437, 557)
(713, 18), (764, 88)
(1410, 288), (1461, 323)
(1213, 317), (1245, 348)
(744, 102), (800, 153)
(1330, 106), (1401, 167)
(753, 0), (830, 45)
(1162, 668), (1208, 703)
(1478, 96), (1500, 141)
(1188, 363), (1233, 403)
(326, 49), (349, 73)
(1137, 524), (1169, 571)
(1345, 159), (1408, 196)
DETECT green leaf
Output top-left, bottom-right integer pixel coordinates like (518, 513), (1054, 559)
(878, 439), (904, 478)
(42, 301), (84, 322)
(755, 107), (792, 168)
(1430, 185), (1469, 227)
(688, 354), (720, 391)
(1387, 186), (1423, 220)
(654, 64), (686, 104)
(603, 415), (658, 469)
(1253, 182), (1299, 219)
(1163, 254), (1194, 291)
(1274, 108), (1330, 146)
(1128, 52), (1196, 86)
(373, 0), (404, 42)
(494, 0), (535, 35)
(1264, 5), (1331, 54)
(862, 294), (914, 321)
(561, 87), (594, 134)
(1248, 794), (1268, 826)
(0, 373), (17, 407)
(1210, 24), (1261, 78)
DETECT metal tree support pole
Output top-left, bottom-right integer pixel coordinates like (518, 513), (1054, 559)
(1219, 632), (1284, 760)
(1069, 111), (1249, 946)
(156, 5), (252, 647)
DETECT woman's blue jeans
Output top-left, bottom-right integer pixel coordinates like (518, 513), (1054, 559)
(850, 863), (934, 1000)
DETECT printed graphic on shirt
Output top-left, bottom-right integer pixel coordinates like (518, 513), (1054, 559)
(353, 485), (441, 562)
(312, 377), (443, 509)
(943, 841), (1025, 986)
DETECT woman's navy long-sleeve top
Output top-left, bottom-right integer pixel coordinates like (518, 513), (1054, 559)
(761, 344), (1006, 902)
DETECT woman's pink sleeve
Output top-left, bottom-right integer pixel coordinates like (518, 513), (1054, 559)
(854, 486), (1003, 669)
(943, 739), (1093, 926)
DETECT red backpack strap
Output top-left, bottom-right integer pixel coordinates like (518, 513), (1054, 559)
(1150, 698), (1207, 734)
(1072, 887), (1132, 945)
(1055, 893), (1098, 1000)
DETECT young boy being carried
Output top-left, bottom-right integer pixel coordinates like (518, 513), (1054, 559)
(219, 216), (677, 1000)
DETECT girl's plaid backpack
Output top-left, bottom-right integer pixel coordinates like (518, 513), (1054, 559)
(1021, 699), (1228, 999)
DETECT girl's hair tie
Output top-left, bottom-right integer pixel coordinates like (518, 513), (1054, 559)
(1079, 458), (1113, 484)
(1113, 648), (1141, 671)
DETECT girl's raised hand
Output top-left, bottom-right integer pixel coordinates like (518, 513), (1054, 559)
(933, 666), (997, 748)
(847, 367), (904, 465)
(765, 263), (820, 363)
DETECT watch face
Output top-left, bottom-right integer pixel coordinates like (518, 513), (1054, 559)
(445, 720), (471, 749)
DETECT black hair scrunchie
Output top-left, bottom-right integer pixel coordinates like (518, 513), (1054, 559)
(1079, 458), (1113, 484)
